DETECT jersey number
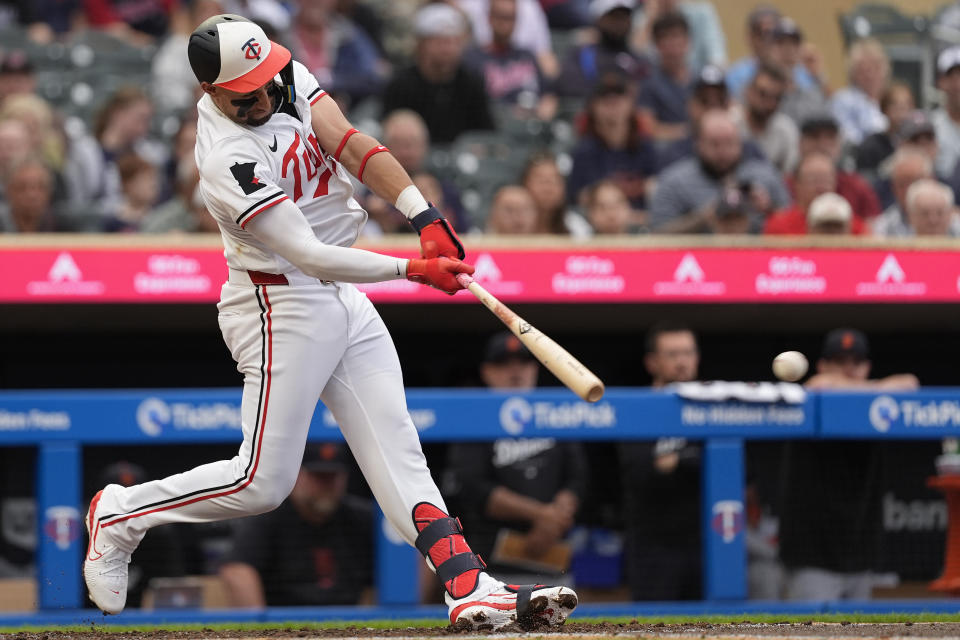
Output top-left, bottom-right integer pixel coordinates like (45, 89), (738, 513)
(281, 132), (333, 202)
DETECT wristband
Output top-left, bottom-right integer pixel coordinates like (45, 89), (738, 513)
(396, 185), (430, 220)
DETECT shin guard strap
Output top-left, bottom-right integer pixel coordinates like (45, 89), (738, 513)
(414, 516), (462, 556)
(436, 552), (485, 585)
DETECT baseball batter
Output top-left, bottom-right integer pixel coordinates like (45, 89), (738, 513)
(82, 14), (577, 630)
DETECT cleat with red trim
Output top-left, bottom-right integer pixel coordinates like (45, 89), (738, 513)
(446, 573), (578, 631)
(83, 486), (131, 614)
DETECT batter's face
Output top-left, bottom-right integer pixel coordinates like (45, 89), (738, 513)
(201, 81), (276, 127)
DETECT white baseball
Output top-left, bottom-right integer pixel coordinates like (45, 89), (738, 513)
(772, 351), (808, 382)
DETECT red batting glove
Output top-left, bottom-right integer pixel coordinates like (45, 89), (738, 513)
(406, 257), (475, 295)
(410, 206), (465, 259)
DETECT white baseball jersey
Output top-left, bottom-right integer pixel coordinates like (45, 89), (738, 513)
(196, 61), (367, 274)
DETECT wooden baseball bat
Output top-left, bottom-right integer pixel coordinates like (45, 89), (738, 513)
(456, 273), (605, 403)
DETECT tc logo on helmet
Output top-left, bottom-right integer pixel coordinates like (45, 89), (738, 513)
(241, 37), (262, 60)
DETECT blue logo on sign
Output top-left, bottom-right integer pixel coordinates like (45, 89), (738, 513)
(869, 395), (900, 433)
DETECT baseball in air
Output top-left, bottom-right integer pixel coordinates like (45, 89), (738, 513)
(772, 351), (809, 382)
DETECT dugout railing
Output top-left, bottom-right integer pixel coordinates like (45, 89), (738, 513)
(2, 387), (960, 624)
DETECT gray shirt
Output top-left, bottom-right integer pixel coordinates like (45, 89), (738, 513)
(932, 108), (960, 177)
(872, 202), (960, 237)
(742, 112), (800, 174)
(650, 157), (790, 232)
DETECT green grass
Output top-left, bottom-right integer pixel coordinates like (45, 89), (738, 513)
(5, 613), (960, 634)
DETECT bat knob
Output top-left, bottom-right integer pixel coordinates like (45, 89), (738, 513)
(455, 273), (474, 287)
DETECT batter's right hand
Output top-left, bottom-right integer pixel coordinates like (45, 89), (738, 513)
(406, 257), (475, 295)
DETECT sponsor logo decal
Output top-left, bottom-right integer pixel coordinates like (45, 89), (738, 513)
(552, 256), (624, 295)
(711, 500), (744, 543)
(856, 254), (926, 297)
(136, 398), (241, 436)
(867, 395), (960, 432)
(499, 397), (616, 435)
(755, 256), (826, 295)
(26, 252), (105, 297)
(44, 506), (81, 550)
(653, 253), (725, 296)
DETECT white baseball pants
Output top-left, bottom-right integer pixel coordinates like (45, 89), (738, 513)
(96, 276), (447, 553)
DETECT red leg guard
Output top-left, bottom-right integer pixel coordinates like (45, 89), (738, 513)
(413, 503), (481, 598)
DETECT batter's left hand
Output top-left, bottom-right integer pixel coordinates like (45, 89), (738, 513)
(410, 206), (465, 259)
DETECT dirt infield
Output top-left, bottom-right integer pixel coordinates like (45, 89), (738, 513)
(7, 622), (960, 640)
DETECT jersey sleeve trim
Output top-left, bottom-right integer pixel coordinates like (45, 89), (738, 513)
(309, 88), (327, 105)
(239, 194), (290, 229)
(236, 190), (287, 226)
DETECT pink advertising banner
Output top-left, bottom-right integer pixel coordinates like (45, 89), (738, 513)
(0, 246), (957, 304)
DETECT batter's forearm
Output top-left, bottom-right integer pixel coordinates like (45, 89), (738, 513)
(338, 131), (413, 206)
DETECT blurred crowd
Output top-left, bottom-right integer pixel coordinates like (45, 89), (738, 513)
(0, 0), (958, 239)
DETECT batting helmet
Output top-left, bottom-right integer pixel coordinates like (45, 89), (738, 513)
(188, 14), (292, 94)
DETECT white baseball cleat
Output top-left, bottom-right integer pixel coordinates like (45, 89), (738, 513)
(446, 574), (578, 631)
(83, 486), (131, 615)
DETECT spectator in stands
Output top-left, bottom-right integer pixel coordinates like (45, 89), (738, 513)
(103, 153), (160, 232)
(0, 50), (35, 105)
(0, 118), (32, 202)
(794, 112), (881, 218)
(567, 72), (657, 209)
(64, 87), (163, 219)
(780, 329), (918, 601)
(830, 38), (889, 145)
(0, 157), (59, 232)
(872, 148), (934, 238)
(632, 0), (727, 72)
(456, 0), (558, 78)
(933, 46), (960, 178)
(637, 11), (693, 142)
(381, 4), (494, 144)
(724, 5), (779, 97)
(522, 151), (592, 237)
(768, 18), (827, 125)
(739, 62), (798, 173)
(765, 153), (863, 236)
(443, 332), (588, 585)
(151, 0), (224, 115)
(855, 82), (914, 174)
(0, 1), (78, 41)
(870, 111), (944, 211)
(583, 179), (635, 234)
(649, 109), (788, 233)
(287, 0), (386, 107)
(904, 179), (960, 237)
(142, 156), (216, 233)
(486, 185), (539, 234)
(0, 94), (66, 180)
(804, 193), (855, 235)
(711, 185), (754, 235)
(219, 0), (291, 34)
(468, 0), (557, 120)
(657, 65), (763, 171)
(84, 0), (178, 43)
(556, 0), (650, 99)
(620, 322), (702, 600)
(334, 0), (385, 55)
(219, 443), (373, 607)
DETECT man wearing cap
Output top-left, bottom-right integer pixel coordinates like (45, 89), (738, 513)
(83, 14), (578, 630)
(765, 153), (864, 235)
(780, 329), (918, 601)
(650, 109), (788, 233)
(444, 333), (588, 585)
(556, 0), (650, 98)
(794, 112), (881, 218)
(382, 4), (495, 144)
(932, 46), (960, 177)
(218, 443), (374, 606)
